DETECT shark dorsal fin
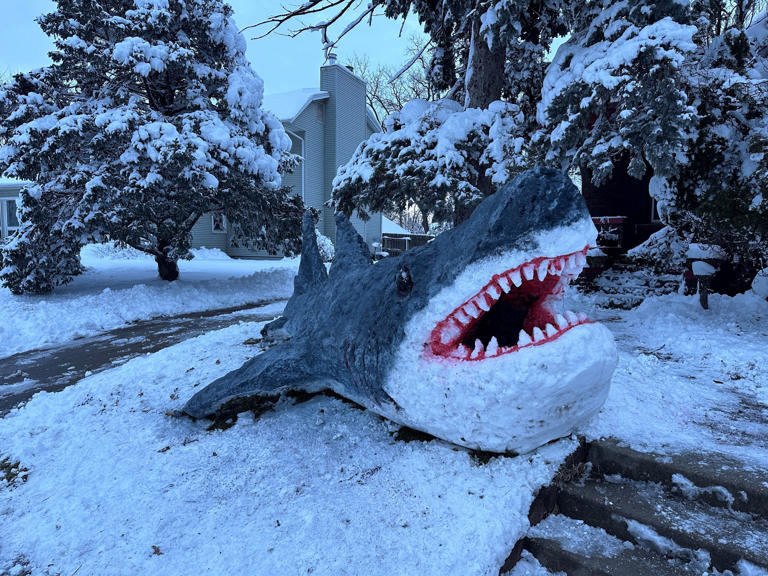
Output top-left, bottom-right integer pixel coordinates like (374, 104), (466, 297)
(330, 212), (371, 277)
(294, 210), (328, 296)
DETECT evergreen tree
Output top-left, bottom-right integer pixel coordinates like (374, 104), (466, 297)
(666, 4), (768, 272)
(537, 0), (768, 273)
(536, 0), (698, 186)
(333, 99), (528, 229)
(0, 0), (302, 294)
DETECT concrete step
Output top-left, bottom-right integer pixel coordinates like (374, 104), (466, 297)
(558, 477), (768, 572)
(588, 439), (768, 520)
(523, 514), (704, 576)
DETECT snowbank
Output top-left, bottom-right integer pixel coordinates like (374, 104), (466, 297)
(576, 289), (768, 468)
(0, 320), (575, 576)
(0, 246), (298, 358)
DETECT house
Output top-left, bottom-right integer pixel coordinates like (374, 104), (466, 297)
(0, 179), (21, 241)
(1, 59), (383, 255)
(580, 158), (663, 253)
(190, 57), (383, 257)
(380, 216), (434, 256)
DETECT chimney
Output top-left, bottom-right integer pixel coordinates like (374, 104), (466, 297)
(328, 52), (338, 65)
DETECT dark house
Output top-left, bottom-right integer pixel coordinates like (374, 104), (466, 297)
(580, 156), (664, 252)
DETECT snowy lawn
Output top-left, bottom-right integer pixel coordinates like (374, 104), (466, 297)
(575, 288), (768, 469)
(2, 279), (767, 575)
(0, 319), (574, 576)
(0, 245), (298, 358)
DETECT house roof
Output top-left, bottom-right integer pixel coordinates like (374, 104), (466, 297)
(262, 88), (329, 123)
(366, 108), (382, 133)
(381, 216), (411, 235)
(0, 177), (30, 190)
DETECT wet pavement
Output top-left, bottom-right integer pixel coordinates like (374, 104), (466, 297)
(0, 298), (286, 415)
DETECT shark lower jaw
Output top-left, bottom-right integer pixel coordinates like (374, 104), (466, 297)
(428, 247), (590, 362)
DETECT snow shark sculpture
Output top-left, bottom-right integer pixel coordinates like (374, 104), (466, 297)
(184, 167), (617, 453)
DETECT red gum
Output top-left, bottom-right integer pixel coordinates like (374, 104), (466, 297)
(428, 247), (590, 362)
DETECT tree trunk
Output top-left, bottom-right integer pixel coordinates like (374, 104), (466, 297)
(464, 18), (506, 109)
(156, 253), (179, 282)
(420, 210), (430, 236)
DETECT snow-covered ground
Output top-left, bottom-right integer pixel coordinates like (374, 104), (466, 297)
(0, 244), (298, 358)
(1, 265), (767, 575)
(573, 287), (768, 470)
(0, 318), (575, 576)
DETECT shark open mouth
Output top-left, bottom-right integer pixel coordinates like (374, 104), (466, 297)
(429, 247), (591, 361)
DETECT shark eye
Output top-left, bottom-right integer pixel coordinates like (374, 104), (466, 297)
(396, 266), (413, 297)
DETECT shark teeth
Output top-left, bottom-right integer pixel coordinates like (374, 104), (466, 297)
(522, 264), (535, 281)
(429, 247), (592, 361)
(486, 337), (499, 356)
(537, 259), (549, 281)
(475, 294), (491, 312)
(463, 301), (480, 318)
(545, 323), (558, 338)
(455, 309), (471, 325)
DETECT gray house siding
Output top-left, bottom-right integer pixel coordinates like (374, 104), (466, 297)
(289, 102), (327, 222)
(321, 64), (368, 244)
(189, 214), (228, 251)
(191, 62), (384, 257)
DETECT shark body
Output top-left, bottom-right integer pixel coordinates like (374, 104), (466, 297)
(184, 167), (617, 453)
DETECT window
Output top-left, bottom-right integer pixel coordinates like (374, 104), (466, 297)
(211, 212), (227, 233)
(2, 199), (19, 238)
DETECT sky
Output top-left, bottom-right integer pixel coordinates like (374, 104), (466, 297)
(0, 1), (427, 94)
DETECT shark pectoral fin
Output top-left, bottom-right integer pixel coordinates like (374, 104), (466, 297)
(182, 342), (320, 421)
(329, 212), (371, 278)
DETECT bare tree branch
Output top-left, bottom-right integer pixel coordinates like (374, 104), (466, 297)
(243, 1), (391, 58)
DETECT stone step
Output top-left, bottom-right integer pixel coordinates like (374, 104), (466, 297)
(588, 439), (768, 520)
(558, 477), (768, 572)
(523, 514), (704, 576)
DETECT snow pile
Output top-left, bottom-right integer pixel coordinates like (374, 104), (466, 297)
(504, 551), (565, 576)
(687, 243), (726, 260)
(691, 260), (716, 276)
(315, 229), (335, 263)
(671, 473), (734, 507)
(627, 226), (689, 271)
(0, 320), (576, 576)
(80, 241), (149, 261)
(527, 514), (633, 559)
(752, 269), (768, 299)
(577, 289), (768, 468)
(0, 250), (298, 358)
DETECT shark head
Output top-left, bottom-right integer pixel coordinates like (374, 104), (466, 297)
(184, 167), (616, 454)
(371, 167), (617, 453)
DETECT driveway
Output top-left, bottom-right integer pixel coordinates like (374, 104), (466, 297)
(0, 298), (286, 415)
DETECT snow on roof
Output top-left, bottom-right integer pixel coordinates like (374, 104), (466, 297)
(0, 177), (30, 188)
(262, 88), (329, 122)
(381, 216), (411, 235)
